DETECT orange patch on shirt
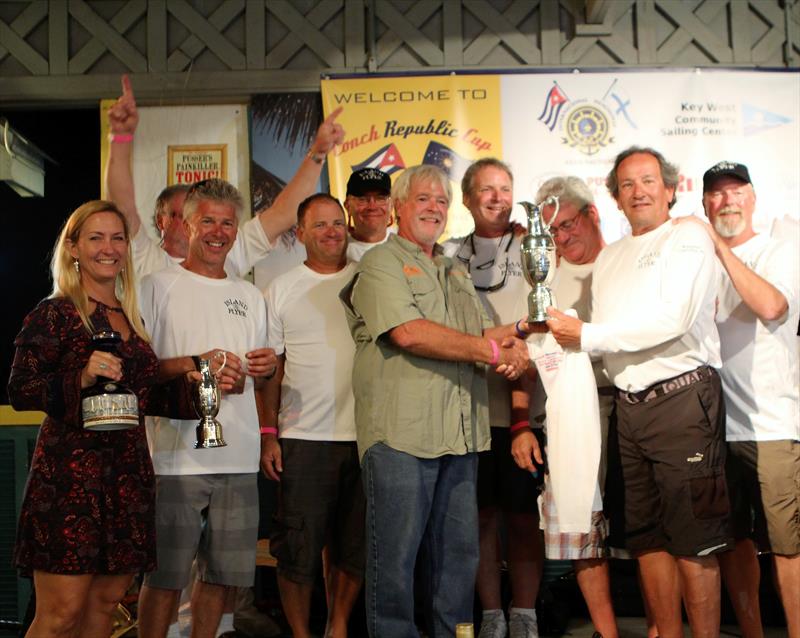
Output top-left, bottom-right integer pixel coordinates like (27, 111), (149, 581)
(403, 264), (422, 277)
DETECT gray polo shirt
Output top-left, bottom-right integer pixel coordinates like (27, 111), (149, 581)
(341, 234), (492, 460)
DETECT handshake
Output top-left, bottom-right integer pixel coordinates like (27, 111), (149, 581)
(488, 335), (530, 381)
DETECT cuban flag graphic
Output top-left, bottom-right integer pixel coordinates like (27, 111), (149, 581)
(351, 143), (406, 174)
(538, 83), (569, 131)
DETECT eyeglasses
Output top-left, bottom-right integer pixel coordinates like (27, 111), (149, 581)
(352, 194), (390, 206)
(549, 212), (584, 237)
(456, 230), (514, 292)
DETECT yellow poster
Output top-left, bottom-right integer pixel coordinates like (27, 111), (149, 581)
(321, 75), (502, 239)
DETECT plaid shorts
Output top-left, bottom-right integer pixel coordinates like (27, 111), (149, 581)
(540, 477), (608, 560)
(143, 473), (259, 590)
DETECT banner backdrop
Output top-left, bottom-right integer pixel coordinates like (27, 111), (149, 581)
(322, 70), (799, 242)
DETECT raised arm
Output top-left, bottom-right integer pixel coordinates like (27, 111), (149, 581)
(254, 106), (345, 243)
(693, 217), (791, 322)
(105, 74), (141, 238)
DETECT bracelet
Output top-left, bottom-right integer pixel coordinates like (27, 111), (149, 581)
(306, 148), (325, 164)
(488, 339), (500, 366)
(109, 133), (133, 144)
(260, 426), (278, 435)
(509, 420), (531, 433)
(515, 319), (528, 339)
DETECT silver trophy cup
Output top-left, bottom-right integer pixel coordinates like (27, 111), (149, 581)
(519, 196), (559, 323)
(193, 358), (227, 448)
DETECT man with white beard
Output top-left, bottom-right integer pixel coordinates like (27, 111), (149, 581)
(688, 161), (799, 638)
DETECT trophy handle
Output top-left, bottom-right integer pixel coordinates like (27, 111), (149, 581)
(536, 195), (559, 231)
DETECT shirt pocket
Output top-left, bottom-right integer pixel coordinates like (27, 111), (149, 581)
(407, 275), (443, 323)
(448, 273), (485, 333)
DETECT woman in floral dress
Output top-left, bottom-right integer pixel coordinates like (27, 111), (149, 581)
(8, 200), (192, 638)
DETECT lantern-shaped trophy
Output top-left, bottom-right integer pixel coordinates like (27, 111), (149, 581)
(81, 330), (139, 430)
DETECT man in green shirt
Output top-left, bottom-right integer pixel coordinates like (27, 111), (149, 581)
(341, 164), (532, 637)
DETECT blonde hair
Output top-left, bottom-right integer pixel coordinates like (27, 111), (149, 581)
(51, 200), (149, 341)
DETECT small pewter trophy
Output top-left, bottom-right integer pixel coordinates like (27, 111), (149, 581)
(81, 331), (139, 431)
(519, 196), (560, 323)
(193, 358), (227, 448)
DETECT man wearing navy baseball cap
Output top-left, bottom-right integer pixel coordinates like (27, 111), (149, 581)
(344, 168), (394, 260)
(700, 160), (799, 638)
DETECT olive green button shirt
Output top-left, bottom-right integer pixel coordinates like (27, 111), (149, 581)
(340, 234), (492, 460)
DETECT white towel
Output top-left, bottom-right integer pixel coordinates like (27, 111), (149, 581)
(527, 311), (601, 533)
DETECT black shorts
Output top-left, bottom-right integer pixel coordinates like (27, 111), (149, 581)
(477, 427), (544, 513)
(606, 367), (733, 557)
(270, 439), (366, 584)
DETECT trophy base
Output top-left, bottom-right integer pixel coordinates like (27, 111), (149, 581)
(82, 389), (139, 431)
(195, 420), (227, 449)
(527, 287), (556, 323)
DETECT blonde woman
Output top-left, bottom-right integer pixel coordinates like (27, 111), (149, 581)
(8, 201), (193, 638)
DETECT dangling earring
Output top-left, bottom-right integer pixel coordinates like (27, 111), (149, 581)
(73, 259), (80, 273)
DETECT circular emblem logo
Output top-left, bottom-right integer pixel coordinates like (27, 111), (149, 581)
(563, 104), (612, 156)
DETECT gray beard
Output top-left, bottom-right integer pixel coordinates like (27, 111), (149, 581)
(713, 214), (746, 238)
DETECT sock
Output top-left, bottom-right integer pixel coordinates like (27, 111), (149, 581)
(509, 607), (537, 617)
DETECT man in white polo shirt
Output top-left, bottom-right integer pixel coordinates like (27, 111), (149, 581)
(548, 147), (732, 638)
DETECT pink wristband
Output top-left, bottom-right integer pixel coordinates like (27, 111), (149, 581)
(488, 339), (500, 366)
(509, 420), (530, 433)
(260, 426), (278, 435)
(109, 133), (133, 144)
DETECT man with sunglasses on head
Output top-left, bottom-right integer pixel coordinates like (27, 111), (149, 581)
(343, 167), (395, 260)
(443, 158), (542, 638)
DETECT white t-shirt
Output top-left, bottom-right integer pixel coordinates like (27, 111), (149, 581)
(265, 263), (357, 441)
(131, 215), (273, 280)
(716, 233), (800, 441)
(346, 228), (393, 262)
(582, 220), (721, 392)
(443, 233), (529, 428)
(140, 264), (268, 475)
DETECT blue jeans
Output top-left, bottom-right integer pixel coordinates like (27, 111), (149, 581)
(361, 443), (479, 638)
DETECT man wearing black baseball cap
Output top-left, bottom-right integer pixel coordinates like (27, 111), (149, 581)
(344, 168), (394, 260)
(700, 161), (800, 638)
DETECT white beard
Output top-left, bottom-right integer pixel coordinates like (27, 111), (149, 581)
(713, 211), (747, 238)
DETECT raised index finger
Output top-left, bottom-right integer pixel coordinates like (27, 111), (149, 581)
(120, 74), (135, 100)
(323, 106), (344, 125)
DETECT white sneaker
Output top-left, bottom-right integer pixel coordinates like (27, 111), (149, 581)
(478, 610), (507, 638)
(508, 608), (538, 638)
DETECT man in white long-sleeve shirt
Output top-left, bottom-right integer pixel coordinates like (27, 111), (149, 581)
(548, 147), (733, 638)
(688, 161), (798, 638)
